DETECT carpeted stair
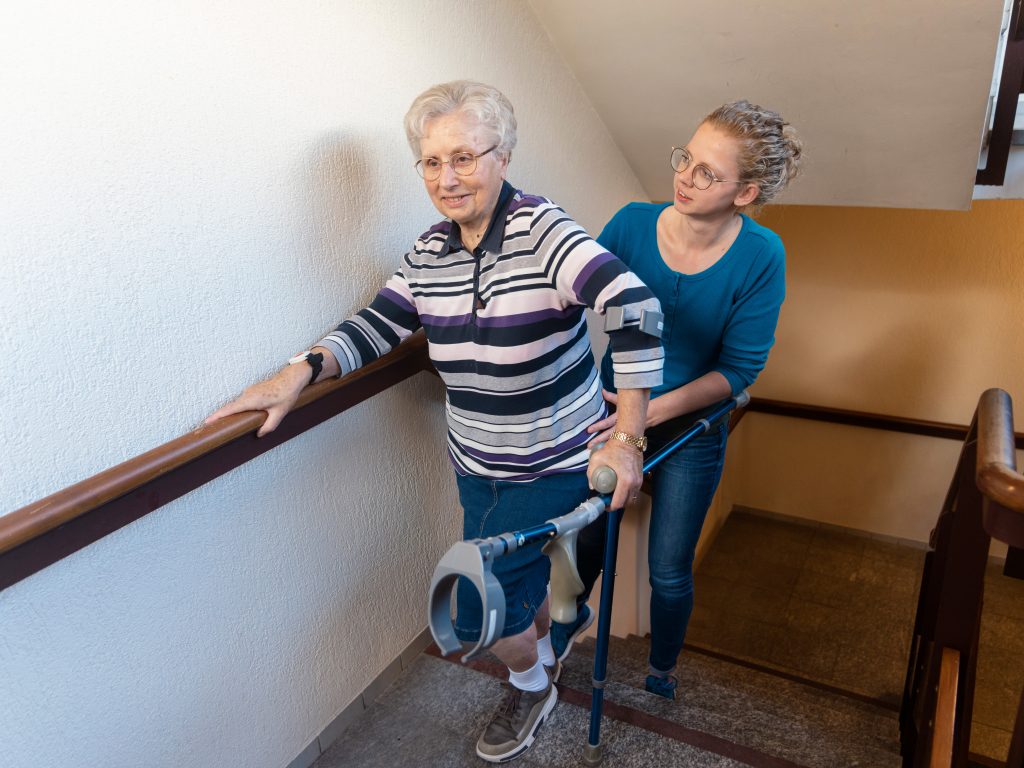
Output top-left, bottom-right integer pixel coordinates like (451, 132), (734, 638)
(313, 632), (902, 768)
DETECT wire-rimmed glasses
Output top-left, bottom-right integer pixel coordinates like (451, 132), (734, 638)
(415, 145), (497, 181)
(669, 147), (743, 190)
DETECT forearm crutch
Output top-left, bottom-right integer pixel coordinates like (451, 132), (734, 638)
(425, 391), (748, 760)
(582, 390), (749, 765)
(427, 491), (612, 662)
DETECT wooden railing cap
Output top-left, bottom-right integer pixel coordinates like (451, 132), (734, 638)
(976, 388), (1024, 547)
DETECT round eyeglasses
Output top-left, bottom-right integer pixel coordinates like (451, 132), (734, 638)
(415, 145), (497, 181)
(669, 147), (743, 190)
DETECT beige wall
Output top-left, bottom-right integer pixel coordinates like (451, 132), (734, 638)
(730, 201), (1024, 547)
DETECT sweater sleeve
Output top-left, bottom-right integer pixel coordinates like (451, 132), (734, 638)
(713, 239), (786, 394)
(535, 202), (663, 390)
(316, 260), (422, 377)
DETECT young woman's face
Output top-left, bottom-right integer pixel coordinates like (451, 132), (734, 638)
(671, 122), (755, 216)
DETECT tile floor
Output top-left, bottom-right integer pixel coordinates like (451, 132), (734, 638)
(687, 509), (1024, 761)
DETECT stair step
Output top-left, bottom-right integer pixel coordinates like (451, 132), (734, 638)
(557, 635), (902, 768)
(314, 652), (755, 767)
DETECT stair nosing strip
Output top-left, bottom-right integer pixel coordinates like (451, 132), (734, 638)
(680, 642), (901, 713)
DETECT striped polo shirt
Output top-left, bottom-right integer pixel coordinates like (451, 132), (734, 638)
(318, 181), (663, 480)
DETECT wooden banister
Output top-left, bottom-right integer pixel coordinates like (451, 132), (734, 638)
(976, 388), (1024, 549)
(6, 369), (1020, 594)
(746, 397), (1024, 449)
(0, 333), (433, 589)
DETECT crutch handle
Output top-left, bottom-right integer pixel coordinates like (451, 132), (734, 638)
(592, 466), (617, 495)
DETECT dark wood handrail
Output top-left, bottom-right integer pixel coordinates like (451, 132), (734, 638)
(6, 366), (1019, 591)
(977, 388), (1024, 511)
(0, 333), (434, 588)
(745, 397), (1024, 449)
(976, 388), (1024, 549)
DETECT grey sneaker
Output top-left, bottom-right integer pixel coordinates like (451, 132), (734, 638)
(476, 670), (558, 763)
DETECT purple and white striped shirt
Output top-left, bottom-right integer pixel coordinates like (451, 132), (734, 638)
(319, 182), (663, 480)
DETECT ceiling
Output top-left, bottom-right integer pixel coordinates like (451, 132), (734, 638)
(528, 0), (1005, 210)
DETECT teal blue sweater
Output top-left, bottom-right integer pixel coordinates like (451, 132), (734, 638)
(599, 202), (785, 397)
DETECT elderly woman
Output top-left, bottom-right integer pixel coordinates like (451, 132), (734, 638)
(206, 80), (663, 763)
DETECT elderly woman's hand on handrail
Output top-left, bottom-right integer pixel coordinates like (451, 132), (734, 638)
(204, 345), (339, 437)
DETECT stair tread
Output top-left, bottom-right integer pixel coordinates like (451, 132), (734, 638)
(557, 634), (901, 768)
(315, 653), (754, 768)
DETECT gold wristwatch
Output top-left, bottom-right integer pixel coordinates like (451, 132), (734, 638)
(609, 430), (648, 452)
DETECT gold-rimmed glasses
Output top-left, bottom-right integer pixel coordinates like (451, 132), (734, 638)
(670, 147), (743, 190)
(416, 145), (497, 181)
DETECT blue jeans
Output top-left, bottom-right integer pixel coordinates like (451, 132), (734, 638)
(646, 420), (728, 673)
(453, 471), (591, 642)
(569, 414), (729, 673)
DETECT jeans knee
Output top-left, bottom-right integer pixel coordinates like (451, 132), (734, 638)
(649, 567), (694, 604)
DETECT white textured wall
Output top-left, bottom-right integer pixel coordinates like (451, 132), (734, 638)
(0, 3), (645, 767)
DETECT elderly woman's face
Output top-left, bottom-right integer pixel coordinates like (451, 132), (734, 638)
(418, 110), (508, 239)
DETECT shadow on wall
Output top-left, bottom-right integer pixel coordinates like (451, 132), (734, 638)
(303, 130), (425, 326)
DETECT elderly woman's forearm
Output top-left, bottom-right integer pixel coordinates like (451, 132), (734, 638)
(612, 388), (650, 436)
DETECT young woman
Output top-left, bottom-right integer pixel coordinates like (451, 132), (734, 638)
(551, 100), (803, 699)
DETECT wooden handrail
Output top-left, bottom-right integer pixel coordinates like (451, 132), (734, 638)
(976, 388), (1024, 511)
(6, 369), (1019, 590)
(976, 388), (1024, 549)
(746, 397), (1024, 449)
(0, 333), (433, 588)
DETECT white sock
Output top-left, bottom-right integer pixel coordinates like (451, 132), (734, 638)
(536, 632), (556, 667)
(508, 660), (549, 692)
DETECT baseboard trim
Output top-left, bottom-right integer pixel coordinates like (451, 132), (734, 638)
(730, 505), (930, 550)
(285, 626), (434, 768)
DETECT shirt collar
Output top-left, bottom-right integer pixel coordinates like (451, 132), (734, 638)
(439, 180), (516, 257)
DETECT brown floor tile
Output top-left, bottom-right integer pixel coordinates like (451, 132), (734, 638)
(792, 565), (865, 608)
(765, 626), (840, 680)
(972, 672), (1021, 731)
(696, 509), (1024, 759)
(702, 615), (786, 661)
(713, 512), (813, 564)
(984, 564), (1024, 620)
(862, 539), (926, 570)
(781, 596), (841, 636)
(830, 635), (909, 704)
(980, 612), (1024, 656)
(970, 721), (1012, 762)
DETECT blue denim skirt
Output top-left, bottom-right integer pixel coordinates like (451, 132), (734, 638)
(453, 470), (590, 641)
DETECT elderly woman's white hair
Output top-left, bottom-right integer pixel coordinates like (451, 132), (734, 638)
(404, 80), (518, 160)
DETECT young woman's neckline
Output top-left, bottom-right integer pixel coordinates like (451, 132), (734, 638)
(654, 204), (746, 278)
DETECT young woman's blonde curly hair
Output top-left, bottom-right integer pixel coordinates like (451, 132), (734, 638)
(704, 100), (803, 214)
